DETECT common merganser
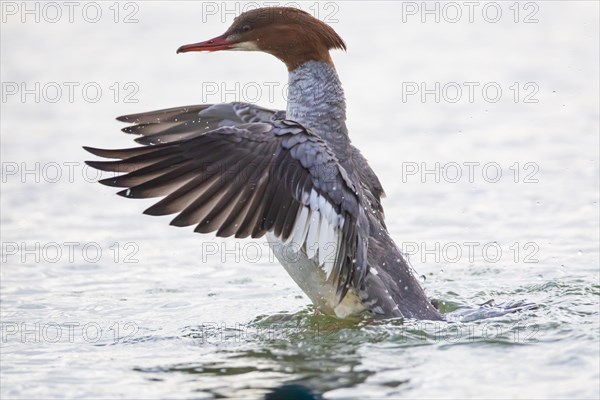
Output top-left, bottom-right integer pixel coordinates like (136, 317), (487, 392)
(84, 7), (443, 320)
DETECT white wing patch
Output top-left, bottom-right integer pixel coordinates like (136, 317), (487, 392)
(273, 189), (343, 280)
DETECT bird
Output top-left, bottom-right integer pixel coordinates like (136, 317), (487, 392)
(84, 7), (443, 321)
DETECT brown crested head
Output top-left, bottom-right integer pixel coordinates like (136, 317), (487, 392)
(177, 7), (346, 71)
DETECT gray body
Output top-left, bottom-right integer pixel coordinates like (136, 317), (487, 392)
(85, 60), (442, 320)
(273, 61), (441, 319)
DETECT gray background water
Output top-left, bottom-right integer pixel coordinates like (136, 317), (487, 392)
(1, 1), (599, 399)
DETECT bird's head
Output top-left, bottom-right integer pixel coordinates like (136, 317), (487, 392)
(176, 7), (346, 71)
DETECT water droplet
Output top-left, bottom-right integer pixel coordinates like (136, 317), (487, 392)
(577, 250), (583, 256)
(420, 275), (426, 282)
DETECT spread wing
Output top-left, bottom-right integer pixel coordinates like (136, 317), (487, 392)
(120, 102), (386, 223)
(84, 115), (369, 301)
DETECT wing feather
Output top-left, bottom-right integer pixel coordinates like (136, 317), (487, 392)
(85, 107), (370, 302)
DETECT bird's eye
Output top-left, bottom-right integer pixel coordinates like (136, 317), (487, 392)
(242, 25), (252, 32)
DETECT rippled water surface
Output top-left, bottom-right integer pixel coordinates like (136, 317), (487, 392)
(1, 2), (599, 399)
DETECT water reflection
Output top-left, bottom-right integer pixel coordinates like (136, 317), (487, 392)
(131, 301), (550, 398)
(134, 309), (385, 397)
(265, 384), (322, 400)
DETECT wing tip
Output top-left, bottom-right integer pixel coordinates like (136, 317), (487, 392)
(143, 204), (177, 217)
(85, 160), (111, 171)
(116, 188), (132, 197)
(116, 114), (137, 123)
(83, 146), (133, 160)
(83, 146), (105, 157)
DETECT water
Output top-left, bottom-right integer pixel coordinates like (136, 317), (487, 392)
(1, 2), (599, 399)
